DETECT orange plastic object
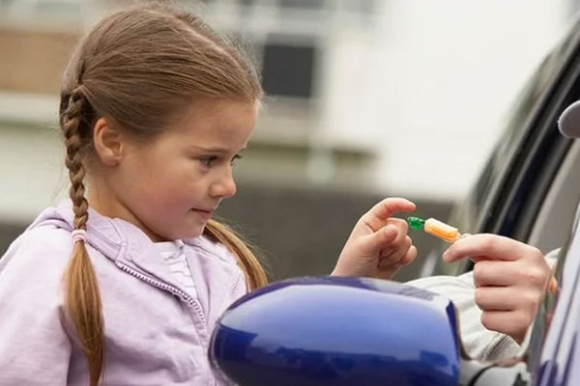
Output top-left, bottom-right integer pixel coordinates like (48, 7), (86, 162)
(549, 277), (558, 294)
(424, 218), (461, 243)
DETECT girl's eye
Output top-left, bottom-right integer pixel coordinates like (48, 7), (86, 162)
(200, 156), (217, 167)
(231, 154), (243, 165)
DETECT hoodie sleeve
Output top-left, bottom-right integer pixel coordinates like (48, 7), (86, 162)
(0, 226), (73, 385)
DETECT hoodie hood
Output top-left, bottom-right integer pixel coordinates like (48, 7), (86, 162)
(28, 200), (135, 263)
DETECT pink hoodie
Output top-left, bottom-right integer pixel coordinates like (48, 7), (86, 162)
(0, 200), (246, 385)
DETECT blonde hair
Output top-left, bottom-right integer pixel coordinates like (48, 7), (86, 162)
(58, 3), (267, 384)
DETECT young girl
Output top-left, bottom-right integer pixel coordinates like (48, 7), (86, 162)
(0, 3), (417, 385)
(0, 2), (551, 385)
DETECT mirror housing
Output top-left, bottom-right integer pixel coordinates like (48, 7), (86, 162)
(210, 276), (460, 386)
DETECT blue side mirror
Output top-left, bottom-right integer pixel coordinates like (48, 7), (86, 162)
(210, 276), (460, 386)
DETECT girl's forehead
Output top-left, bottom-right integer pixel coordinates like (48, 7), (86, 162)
(170, 99), (258, 145)
(179, 99), (257, 124)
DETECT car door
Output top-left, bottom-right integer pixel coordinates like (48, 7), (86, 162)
(524, 203), (580, 386)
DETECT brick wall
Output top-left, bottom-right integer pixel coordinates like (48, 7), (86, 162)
(0, 27), (79, 94)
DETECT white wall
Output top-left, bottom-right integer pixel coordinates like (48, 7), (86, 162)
(321, 0), (570, 200)
(0, 94), (67, 223)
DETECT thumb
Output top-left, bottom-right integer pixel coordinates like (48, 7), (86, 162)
(361, 225), (398, 256)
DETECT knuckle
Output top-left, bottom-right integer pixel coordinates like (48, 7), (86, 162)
(515, 293), (536, 314)
(479, 236), (496, 252)
(473, 262), (488, 280)
(480, 313), (495, 330)
(526, 289), (541, 304)
(401, 252), (416, 266)
(522, 246), (545, 264)
(513, 311), (532, 330)
(526, 246), (543, 259)
(390, 218), (408, 230)
(522, 267), (548, 287)
(525, 289), (543, 309)
(519, 292), (535, 309)
(394, 232), (407, 246)
(474, 288), (486, 306)
(473, 272), (483, 288)
(389, 237), (402, 249)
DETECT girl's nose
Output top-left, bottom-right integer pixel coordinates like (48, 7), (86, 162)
(210, 172), (237, 199)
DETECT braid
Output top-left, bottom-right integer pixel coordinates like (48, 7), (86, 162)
(61, 87), (105, 386)
(63, 88), (90, 229)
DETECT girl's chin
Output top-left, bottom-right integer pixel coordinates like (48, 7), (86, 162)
(184, 224), (206, 239)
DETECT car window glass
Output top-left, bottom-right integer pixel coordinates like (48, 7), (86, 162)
(527, 141), (580, 254)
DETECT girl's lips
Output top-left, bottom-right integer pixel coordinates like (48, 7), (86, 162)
(192, 208), (213, 219)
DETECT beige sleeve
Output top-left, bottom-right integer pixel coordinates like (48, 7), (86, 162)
(407, 247), (562, 361)
(407, 272), (521, 361)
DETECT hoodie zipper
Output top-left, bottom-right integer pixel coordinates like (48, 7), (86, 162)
(230, 270), (244, 298)
(116, 262), (207, 326)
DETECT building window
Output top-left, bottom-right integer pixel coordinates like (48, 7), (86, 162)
(261, 38), (318, 99)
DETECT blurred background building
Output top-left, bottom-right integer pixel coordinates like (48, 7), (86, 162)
(0, 0), (575, 281)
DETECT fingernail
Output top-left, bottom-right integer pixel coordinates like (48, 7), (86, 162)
(384, 226), (397, 239)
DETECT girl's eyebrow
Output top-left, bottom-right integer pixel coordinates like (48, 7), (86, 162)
(187, 145), (247, 153)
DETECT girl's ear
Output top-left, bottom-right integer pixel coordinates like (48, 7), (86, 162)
(93, 117), (124, 166)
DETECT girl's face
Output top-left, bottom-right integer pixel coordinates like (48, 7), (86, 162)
(94, 99), (258, 242)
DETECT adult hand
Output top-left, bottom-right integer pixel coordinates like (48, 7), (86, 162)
(443, 234), (550, 344)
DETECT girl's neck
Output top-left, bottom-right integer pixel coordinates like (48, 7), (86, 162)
(86, 177), (163, 242)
